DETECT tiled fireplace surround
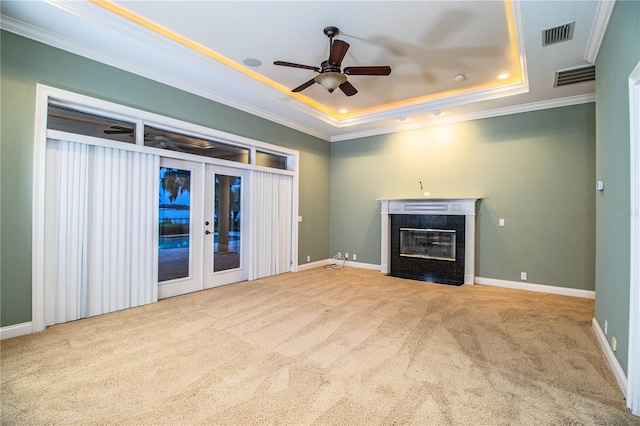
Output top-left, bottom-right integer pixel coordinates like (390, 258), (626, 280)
(378, 198), (480, 285)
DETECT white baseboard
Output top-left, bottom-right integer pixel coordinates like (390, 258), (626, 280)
(0, 321), (33, 340)
(344, 260), (381, 271)
(299, 266), (595, 300)
(475, 277), (595, 299)
(297, 259), (331, 271)
(592, 317), (628, 397)
(298, 259), (381, 272)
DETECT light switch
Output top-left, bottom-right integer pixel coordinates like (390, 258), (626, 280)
(298, 216), (303, 222)
(499, 218), (505, 227)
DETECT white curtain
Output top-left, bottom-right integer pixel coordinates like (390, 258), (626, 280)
(44, 141), (89, 325)
(250, 171), (293, 280)
(44, 139), (159, 326)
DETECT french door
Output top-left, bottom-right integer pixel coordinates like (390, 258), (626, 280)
(203, 165), (248, 289)
(158, 159), (248, 298)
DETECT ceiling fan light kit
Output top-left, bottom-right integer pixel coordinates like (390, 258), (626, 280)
(314, 72), (347, 92)
(274, 26), (391, 97)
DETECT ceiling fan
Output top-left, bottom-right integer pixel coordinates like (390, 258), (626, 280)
(103, 126), (185, 152)
(274, 26), (391, 97)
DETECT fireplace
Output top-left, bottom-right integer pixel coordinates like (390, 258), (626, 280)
(391, 213), (466, 284)
(378, 198), (480, 285)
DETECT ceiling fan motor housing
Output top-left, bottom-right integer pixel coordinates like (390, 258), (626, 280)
(323, 26), (339, 38)
(320, 60), (341, 73)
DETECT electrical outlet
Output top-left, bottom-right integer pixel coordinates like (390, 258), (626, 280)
(307, 255), (310, 262)
(337, 252), (341, 258)
(611, 336), (617, 352)
(604, 319), (608, 335)
(353, 254), (357, 261)
(520, 272), (527, 280)
(345, 253), (349, 259)
(499, 218), (505, 227)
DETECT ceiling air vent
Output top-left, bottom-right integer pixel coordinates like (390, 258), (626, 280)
(554, 64), (595, 87)
(542, 22), (574, 46)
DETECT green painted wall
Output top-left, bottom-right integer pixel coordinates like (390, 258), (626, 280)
(594, 0), (640, 375)
(0, 31), (331, 327)
(330, 104), (596, 290)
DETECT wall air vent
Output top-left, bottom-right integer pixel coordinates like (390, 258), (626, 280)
(554, 64), (595, 87)
(542, 22), (574, 46)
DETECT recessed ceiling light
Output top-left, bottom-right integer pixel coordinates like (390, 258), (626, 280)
(243, 58), (262, 67)
(497, 73), (510, 80)
(398, 116), (407, 122)
(339, 109), (348, 114)
(433, 110), (442, 116)
(454, 74), (466, 82)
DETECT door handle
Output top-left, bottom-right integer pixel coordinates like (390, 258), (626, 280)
(205, 230), (212, 235)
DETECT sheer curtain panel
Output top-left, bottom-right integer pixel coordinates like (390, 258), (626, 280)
(44, 139), (159, 326)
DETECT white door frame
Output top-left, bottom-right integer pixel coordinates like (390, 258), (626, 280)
(627, 60), (640, 416)
(158, 161), (250, 298)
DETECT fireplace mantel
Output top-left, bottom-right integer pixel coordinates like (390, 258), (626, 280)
(378, 198), (481, 284)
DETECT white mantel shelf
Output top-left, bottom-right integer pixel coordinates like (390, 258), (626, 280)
(378, 197), (482, 284)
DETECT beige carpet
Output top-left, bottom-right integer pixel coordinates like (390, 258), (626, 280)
(2, 267), (638, 425)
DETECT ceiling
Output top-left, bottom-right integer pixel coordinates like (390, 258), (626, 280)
(1, 1), (609, 142)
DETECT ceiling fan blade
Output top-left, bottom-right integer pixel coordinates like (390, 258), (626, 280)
(104, 130), (132, 134)
(339, 80), (358, 97)
(104, 125), (133, 134)
(274, 61), (320, 72)
(343, 66), (392, 76)
(292, 78), (317, 93)
(328, 40), (349, 67)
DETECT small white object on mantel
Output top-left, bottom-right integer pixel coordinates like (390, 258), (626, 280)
(377, 197), (481, 284)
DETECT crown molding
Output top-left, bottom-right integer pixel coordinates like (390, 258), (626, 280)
(1, 1), (531, 138)
(0, 1), (594, 144)
(584, 0), (616, 64)
(512, 0), (529, 94)
(0, 13), (335, 141)
(4, 12), (591, 144)
(330, 93), (595, 142)
(334, 80), (529, 128)
(22, 1), (532, 132)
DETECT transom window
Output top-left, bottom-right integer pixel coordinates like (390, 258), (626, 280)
(46, 103), (294, 171)
(48, 104), (137, 144)
(144, 126), (250, 164)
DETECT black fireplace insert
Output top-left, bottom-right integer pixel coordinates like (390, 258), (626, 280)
(390, 214), (465, 285)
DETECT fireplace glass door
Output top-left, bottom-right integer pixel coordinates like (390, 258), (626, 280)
(400, 228), (456, 261)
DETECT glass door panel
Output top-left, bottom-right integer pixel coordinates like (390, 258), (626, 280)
(214, 174), (241, 272)
(157, 158), (203, 299)
(158, 167), (192, 282)
(204, 165), (248, 288)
